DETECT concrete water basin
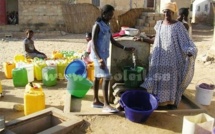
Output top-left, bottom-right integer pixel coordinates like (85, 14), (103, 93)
(2, 107), (83, 134)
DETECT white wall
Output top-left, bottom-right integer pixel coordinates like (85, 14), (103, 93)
(192, 0), (211, 17)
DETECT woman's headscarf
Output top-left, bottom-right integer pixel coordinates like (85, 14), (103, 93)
(161, 2), (178, 13)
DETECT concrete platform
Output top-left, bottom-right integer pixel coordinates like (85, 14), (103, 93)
(64, 87), (206, 116)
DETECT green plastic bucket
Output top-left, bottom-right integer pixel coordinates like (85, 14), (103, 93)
(66, 74), (93, 98)
(123, 66), (144, 88)
(12, 68), (28, 87)
(42, 67), (57, 87)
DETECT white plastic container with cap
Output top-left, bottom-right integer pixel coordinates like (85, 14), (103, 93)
(46, 60), (57, 73)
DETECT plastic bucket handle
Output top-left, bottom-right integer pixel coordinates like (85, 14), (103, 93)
(119, 100), (126, 108)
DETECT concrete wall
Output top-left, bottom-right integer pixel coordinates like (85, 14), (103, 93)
(17, 0), (145, 31)
(18, 0), (67, 30)
(77, 0), (145, 12)
(193, 0), (211, 16)
(192, 0), (211, 23)
(101, 0), (144, 10)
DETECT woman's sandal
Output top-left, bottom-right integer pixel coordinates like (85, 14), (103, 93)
(91, 104), (104, 108)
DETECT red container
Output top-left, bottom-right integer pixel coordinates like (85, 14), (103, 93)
(0, 0), (6, 25)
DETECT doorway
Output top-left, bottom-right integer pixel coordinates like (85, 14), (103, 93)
(6, 0), (18, 25)
(0, 0), (6, 25)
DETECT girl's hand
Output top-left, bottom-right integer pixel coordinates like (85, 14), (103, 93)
(98, 59), (106, 69)
(125, 47), (135, 52)
(133, 36), (141, 41)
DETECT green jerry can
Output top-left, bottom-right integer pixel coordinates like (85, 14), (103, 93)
(123, 66), (145, 88)
(12, 68), (28, 87)
(42, 67), (57, 87)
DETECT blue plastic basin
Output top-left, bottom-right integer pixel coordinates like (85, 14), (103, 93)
(65, 60), (87, 79)
(120, 90), (158, 123)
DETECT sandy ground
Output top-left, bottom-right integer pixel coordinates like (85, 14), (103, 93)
(0, 24), (215, 134)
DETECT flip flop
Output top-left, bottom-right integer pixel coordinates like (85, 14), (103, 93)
(102, 107), (119, 113)
(91, 104), (104, 108)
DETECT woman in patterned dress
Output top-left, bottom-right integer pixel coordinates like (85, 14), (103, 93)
(135, 2), (197, 109)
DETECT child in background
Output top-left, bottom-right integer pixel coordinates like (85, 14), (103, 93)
(82, 32), (93, 64)
(177, 8), (189, 31)
(23, 29), (47, 59)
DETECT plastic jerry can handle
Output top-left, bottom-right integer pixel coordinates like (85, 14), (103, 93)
(29, 82), (34, 87)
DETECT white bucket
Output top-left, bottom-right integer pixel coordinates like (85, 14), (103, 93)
(25, 64), (34, 82)
(182, 113), (215, 134)
(195, 85), (214, 105)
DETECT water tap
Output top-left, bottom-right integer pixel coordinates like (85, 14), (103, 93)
(132, 52), (136, 69)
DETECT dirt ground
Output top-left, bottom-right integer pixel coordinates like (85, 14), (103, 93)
(0, 24), (215, 134)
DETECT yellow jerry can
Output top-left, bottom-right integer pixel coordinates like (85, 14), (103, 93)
(34, 61), (47, 80)
(87, 62), (95, 82)
(3, 62), (15, 79)
(24, 83), (45, 115)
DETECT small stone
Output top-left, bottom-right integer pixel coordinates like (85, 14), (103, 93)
(201, 55), (208, 62)
(13, 104), (24, 112)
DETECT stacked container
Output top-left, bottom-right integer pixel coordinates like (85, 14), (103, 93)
(24, 83), (45, 115)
